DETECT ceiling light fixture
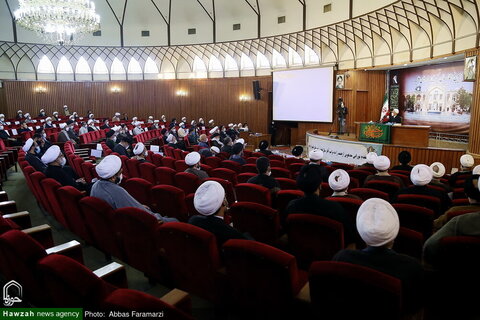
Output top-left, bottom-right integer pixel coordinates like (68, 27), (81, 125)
(14, 0), (101, 46)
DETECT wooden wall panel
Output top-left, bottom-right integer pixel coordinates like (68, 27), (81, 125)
(0, 77), (272, 134)
(383, 145), (469, 173)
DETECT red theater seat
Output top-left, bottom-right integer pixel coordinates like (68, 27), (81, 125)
(235, 183), (272, 206)
(126, 158), (141, 178)
(151, 185), (189, 222)
(174, 172), (200, 195)
(40, 178), (68, 227)
(57, 186), (90, 243)
(155, 167), (176, 185)
(210, 168), (238, 185)
(349, 188), (389, 201)
(139, 162), (157, 184)
(392, 203), (434, 238)
(123, 178), (153, 207)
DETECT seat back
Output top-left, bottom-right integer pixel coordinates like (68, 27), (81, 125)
(161, 156), (177, 169)
(114, 207), (163, 278)
(155, 167), (176, 185)
(241, 164), (258, 173)
(40, 178), (68, 227)
(204, 156), (222, 168)
(174, 172), (200, 195)
(274, 190), (304, 227)
(395, 194), (442, 217)
(235, 183), (272, 206)
(392, 203), (434, 238)
(30, 171), (52, 213)
(138, 162), (157, 184)
(275, 177), (297, 190)
(286, 214), (344, 269)
(81, 161), (96, 184)
(156, 222), (222, 302)
(347, 169), (372, 185)
(326, 197), (363, 247)
(37, 254), (113, 308)
(392, 227), (424, 259)
(349, 187), (389, 201)
(270, 167), (291, 178)
(57, 186), (90, 242)
(229, 202), (280, 245)
(123, 178), (153, 207)
(237, 172), (256, 184)
(126, 159), (141, 178)
(364, 180), (401, 197)
(220, 160), (242, 174)
(150, 185), (189, 222)
(309, 261), (402, 319)
(223, 239), (304, 309)
(79, 197), (123, 258)
(174, 160), (189, 172)
(210, 168), (238, 185)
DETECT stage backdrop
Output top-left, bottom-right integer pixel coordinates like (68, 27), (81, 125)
(391, 61), (473, 134)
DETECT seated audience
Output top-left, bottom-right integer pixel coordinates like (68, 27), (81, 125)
(449, 154), (474, 187)
(133, 122), (144, 136)
(105, 129), (117, 151)
(87, 119), (98, 132)
(113, 135), (131, 157)
(229, 142), (246, 165)
(474, 165), (480, 175)
(79, 122), (88, 135)
(177, 122), (187, 139)
(91, 155), (177, 223)
(356, 151), (378, 170)
(23, 138), (47, 172)
(132, 142), (148, 163)
(247, 157), (280, 193)
(57, 122), (76, 145)
(334, 198), (424, 314)
(44, 117), (54, 128)
(221, 137), (233, 154)
(17, 122), (30, 133)
(364, 156), (405, 188)
(0, 125), (22, 146)
(285, 165), (354, 245)
(198, 134), (209, 148)
(184, 151), (209, 180)
(258, 140), (273, 156)
(41, 145), (89, 192)
(189, 181), (248, 247)
(198, 146), (218, 158)
(210, 132), (223, 149)
(429, 162), (452, 195)
(394, 164), (451, 213)
(391, 150), (413, 172)
(424, 175), (480, 267)
(35, 127), (52, 153)
(328, 169), (362, 200)
(38, 108), (46, 118)
(308, 149), (329, 182)
(291, 145), (304, 158)
(100, 119), (111, 129)
(433, 175), (480, 230)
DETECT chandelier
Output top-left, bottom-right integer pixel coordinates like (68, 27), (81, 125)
(14, 0), (101, 46)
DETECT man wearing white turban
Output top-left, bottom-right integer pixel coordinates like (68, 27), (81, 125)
(328, 169), (361, 200)
(334, 198), (424, 313)
(286, 165), (354, 244)
(308, 149), (330, 182)
(394, 164), (451, 216)
(448, 154), (475, 187)
(132, 142), (148, 163)
(356, 151), (378, 172)
(23, 138), (47, 172)
(91, 155), (177, 223)
(429, 162), (452, 194)
(184, 152), (209, 180)
(363, 155), (405, 189)
(189, 181), (247, 247)
(42, 145), (88, 191)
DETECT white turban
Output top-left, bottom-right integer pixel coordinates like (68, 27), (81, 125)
(410, 164), (433, 186)
(236, 138), (245, 145)
(45, 117), (52, 121)
(96, 155), (122, 179)
(357, 198), (400, 247)
(328, 169), (350, 191)
(22, 138), (34, 153)
(209, 126), (218, 135)
(182, 117), (187, 122)
(374, 156), (390, 171)
(149, 116), (153, 119)
(0, 114), (4, 117)
(115, 112), (120, 116)
(473, 165), (480, 175)
(17, 110), (22, 113)
(112, 126), (121, 132)
(393, 108), (399, 114)
(460, 154), (474, 168)
(41, 145), (61, 164)
(53, 111), (58, 115)
(154, 120), (160, 123)
(208, 119), (214, 124)
(194, 181), (225, 216)
(210, 146), (220, 154)
(366, 152), (378, 164)
(87, 119), (94, 125)
(309, 149), (323, 161)
(166, 134), (176, 143)
(191, 120), (196, 125)
(132, 117), (138, 121)
(133, 142), (145, 155)
(59, 123), (67, 129)
(179, 122), (185, 127)
(228, 123), (233, 128)
(63, 105), (68, 109)
(185, 152), (201, 166)
(430, 162), (446, 178)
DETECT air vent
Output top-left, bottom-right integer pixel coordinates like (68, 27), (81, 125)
(323, 4), (332, 12)
(188, 28), (196, 35)
(233, 23), (241, 30)
(141, 30), (150, 37)
(278, 16), (286, 24)
(93, 30), (101, 36)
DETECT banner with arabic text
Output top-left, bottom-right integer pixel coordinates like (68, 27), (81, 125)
(307, 133), (383, 166)
(358, 123), (391, 144)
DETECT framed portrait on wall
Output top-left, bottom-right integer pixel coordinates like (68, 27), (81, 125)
(464, 55), (476, 81)
(335, 74), (345, 89)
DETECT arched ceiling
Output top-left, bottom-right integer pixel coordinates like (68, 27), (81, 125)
(0, 0), (397, 46)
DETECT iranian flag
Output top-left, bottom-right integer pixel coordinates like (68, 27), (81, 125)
(379, 90), (389, 122)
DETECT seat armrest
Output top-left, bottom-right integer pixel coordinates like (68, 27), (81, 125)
(0, 200), (17, 214)
(94, 262), (128, 288)
(0, 191), (9, 202)
(160, 289), (192, 314)
(46, 240), (84, 264)
(295, 282), (311, 303)
(3, 211), (31, 228)
(22, 224), (54, 248)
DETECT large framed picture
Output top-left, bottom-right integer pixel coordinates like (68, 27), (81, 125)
(464, 55), (476, 81)
(335, 74), (345, 89)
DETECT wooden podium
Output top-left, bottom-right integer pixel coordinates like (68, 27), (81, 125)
(240, 132), (272, 148)
(355, 122), (430, 147)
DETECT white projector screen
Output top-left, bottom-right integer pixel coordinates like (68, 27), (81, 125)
(273, 67), (334, 122)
